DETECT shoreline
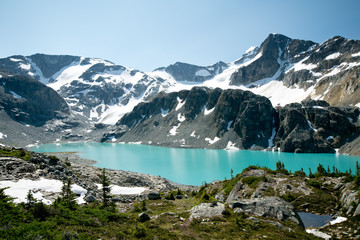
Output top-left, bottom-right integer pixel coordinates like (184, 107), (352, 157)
(41, 150), (199, 191)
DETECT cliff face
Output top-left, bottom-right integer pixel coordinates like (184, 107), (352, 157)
(103, 88), (359, 153)
(0, 70), (69, 126)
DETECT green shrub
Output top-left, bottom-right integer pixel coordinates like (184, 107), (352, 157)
(241, 176), (267, 189)
(281, 193), (296, 202)
(307, 180), (321, 189)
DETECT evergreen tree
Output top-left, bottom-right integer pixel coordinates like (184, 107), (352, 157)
(356, 161), (360, 176)
(59, 178), (77, 209)
(26, 189), (37, 209)
(100, 168), (112, 207)
(230, 168), (234, 179)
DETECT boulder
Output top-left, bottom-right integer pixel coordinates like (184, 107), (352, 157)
(189, 202), (225, 220)
(147, 191), (161, 200)
(138, 212), (150, 222)
(228, 197), (304, 228)
(84, 194), (96, 203)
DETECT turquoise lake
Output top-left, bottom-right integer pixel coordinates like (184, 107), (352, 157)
(31, 142), (360, 186)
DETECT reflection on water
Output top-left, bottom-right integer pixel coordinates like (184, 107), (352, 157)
(297, 212), (333, 228)
(32, 142), (360, 186)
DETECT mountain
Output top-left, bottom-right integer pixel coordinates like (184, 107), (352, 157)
(0, 33), (360, 152)
(104, 87), (359, 153)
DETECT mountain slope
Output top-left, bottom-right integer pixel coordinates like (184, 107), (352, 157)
(104, 87), (359, 153)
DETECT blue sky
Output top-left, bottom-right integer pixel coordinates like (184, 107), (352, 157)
(1, 0), (360, 71)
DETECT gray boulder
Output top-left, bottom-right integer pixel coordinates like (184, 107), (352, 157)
(189, 202), (225, 220)
(228, 197), (304, 228)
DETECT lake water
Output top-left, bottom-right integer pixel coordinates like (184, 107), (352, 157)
(31, 142), (360, 186)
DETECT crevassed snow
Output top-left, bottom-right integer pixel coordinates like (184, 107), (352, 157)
(96, 184), (146, 195)
(352, 51), (360, 57)
(9, 91), (22, 99)
(190, 130), (196, 137)
(0, 178), (87, 204)
(305, 229), (331, 240)
(205, 137), (220, 144)
(195, 69), (211, 77)
(325, 52), (340, 60)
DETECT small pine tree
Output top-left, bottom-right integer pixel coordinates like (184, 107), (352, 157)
(26, 190), (37, 209)
(356, 161), (360, 176)
(100, 168), (112, 207)
(316, 164), (326, 176)
(230, 169), (234, 179)
(59, 178), (77, 209)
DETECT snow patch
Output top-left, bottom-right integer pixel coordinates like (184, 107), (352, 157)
(245, 46), (257, 54)
(227, 120), (233, 130)
(204, 107), (215, 115)
(325, 52), (340, 60)
(268, 127), (276, 148)
(307, 120), (317, 132)
(330, 216), (347, 225)
(195, 69), (211, 77)
(0, 178), (87, 205)
(305, 229), (331, 239)
(178, 113), (186, 122)
(205, 137), (220, 145)
(96, 184), (146, 195)
(190, 131), (196, 137)
(10, 58), (22, 62)
(352, 51), (360, 57)
(19, 62), (31, 71)
(0, 132), (7, 139)
(161, 108), (169, 117)
(9, 91), (22, 99)
(175, 97), (186, 111)
(169, 124), (180, 136)
(225, 141), (238, 150)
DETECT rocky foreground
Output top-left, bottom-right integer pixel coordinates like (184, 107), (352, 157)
(1, 146), (360, 239)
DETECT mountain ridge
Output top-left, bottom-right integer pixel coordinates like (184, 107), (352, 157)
(1, 33), (360, 152)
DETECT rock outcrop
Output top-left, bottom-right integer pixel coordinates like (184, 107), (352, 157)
(189, 202), (225, 220)
(228, 197), (304, 228)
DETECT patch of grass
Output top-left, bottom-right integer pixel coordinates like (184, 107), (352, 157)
(241, 176), (267, 189)
(0, 148), (32, 161)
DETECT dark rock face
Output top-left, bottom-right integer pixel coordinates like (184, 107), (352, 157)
(114, 87), (276, 150)
(158, 61), (228, 83)
(0, 74), (69, 126)
(274, 102), (359, 153)
(106, 87), (359, 153)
